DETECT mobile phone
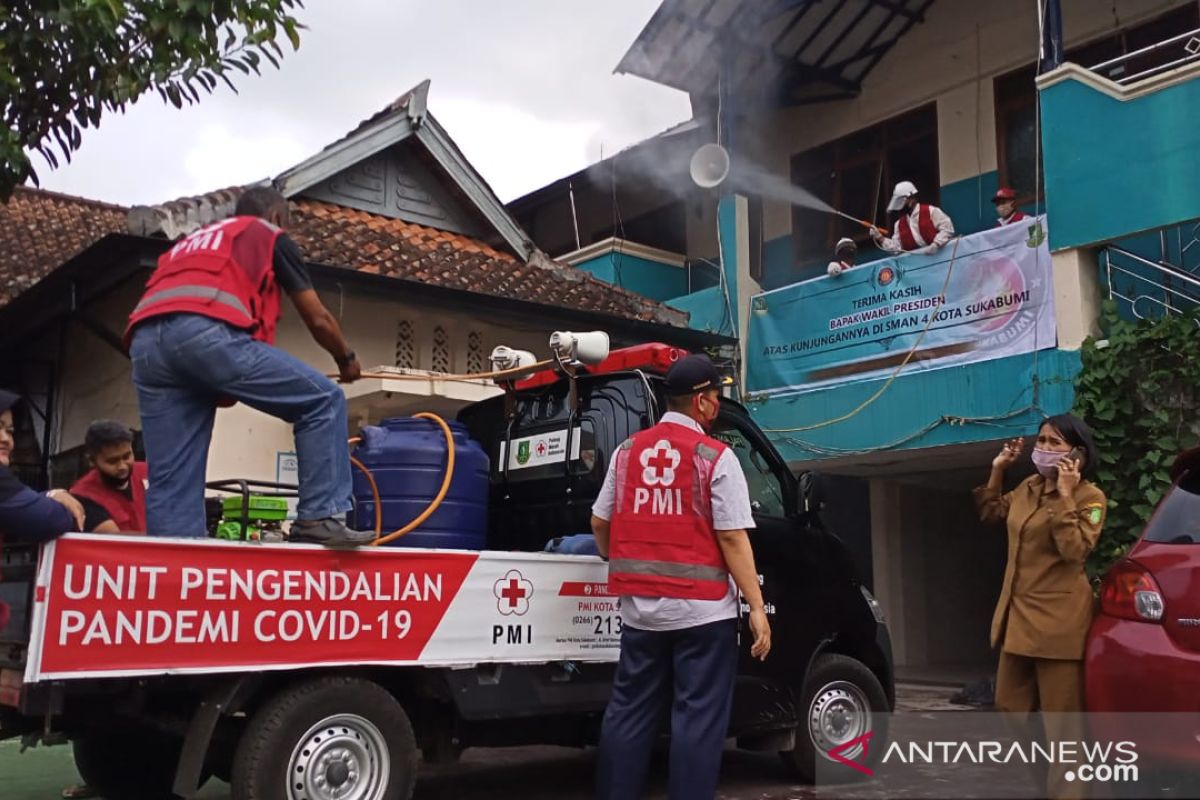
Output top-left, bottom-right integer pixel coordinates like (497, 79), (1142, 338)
(1066, 446), (1084, 464)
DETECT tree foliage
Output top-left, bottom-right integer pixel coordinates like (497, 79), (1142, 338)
(0, 0), (305, 198)
(1072, 301), (1200, 576)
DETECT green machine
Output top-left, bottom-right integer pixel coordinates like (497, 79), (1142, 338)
(207, 479), (297, 542)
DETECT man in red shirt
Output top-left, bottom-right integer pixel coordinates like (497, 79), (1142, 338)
(126, 187), (371, 546)
(70, 420), (147, 534)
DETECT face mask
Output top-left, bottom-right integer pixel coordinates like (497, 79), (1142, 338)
(1031, 448), (1064, 477)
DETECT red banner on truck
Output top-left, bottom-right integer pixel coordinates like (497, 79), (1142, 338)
(25, 534), (622, 681)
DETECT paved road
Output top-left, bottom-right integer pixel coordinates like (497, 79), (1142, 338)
(0, 684), (1006, 800)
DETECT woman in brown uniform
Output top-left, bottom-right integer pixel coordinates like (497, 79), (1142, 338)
(975, 413), (1106, 714)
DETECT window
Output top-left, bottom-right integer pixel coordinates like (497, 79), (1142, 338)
(790, 104), (939, 267)
(1143, 470), (1200, 545)
(710, 422), (786, 518)
(995, 4), (1200, 205)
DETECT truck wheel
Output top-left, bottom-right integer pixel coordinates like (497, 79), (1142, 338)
(72, 730), (187, 800)
(231, 676), (417, 800)
(779, 653), (889, 784)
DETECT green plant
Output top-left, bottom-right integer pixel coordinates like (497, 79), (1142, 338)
(1073, 300), (1200, 576)
(0, 1), (305, 198)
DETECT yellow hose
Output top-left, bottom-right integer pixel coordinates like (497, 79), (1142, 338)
(349, 412), (456, 546)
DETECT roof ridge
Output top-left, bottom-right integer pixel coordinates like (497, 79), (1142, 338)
(12, 185), (128, 212)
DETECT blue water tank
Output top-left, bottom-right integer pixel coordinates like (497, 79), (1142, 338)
(350, 417), (490, 549)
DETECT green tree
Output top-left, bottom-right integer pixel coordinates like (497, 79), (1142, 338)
(0, 0), (305, 197)
(1073, 301), (1200, 576)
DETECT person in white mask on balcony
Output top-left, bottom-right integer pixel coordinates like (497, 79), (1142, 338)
(870, 180), (955, 255)
(826, 237), (857, 277)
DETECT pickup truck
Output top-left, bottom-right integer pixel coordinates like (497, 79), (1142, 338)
(0, 344), (893, 800)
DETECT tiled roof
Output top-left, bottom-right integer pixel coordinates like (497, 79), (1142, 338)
(1, 186), (687, 326)
(289, 200), (685, 324)
(0, 187), (127, 306)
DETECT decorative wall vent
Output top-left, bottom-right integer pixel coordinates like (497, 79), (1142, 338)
(467, 330), (484, 374)
(395, 320), (415, 368)
(432, 325), (451, 374)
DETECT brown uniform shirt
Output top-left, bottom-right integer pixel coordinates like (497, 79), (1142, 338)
(974, 475), (1107, 660)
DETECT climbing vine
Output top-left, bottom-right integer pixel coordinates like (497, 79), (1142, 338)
(1072, 301), (1200, 576)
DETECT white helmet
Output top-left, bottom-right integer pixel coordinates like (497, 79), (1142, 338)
(887, 180), (918, 212)
(835, 237), (856, 254)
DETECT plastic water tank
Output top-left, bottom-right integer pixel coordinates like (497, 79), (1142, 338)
(350, 417), (490, 549)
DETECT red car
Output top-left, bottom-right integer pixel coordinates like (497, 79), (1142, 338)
(1086, 447), (1200, 766)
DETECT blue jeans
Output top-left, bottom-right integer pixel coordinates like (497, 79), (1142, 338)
(595, 619), (738, 800)
(130, 314), (353, 537)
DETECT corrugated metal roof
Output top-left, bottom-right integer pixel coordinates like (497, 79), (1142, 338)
(617, 0), (935, 105)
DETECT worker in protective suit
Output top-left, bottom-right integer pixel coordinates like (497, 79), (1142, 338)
(993, 187), (1029, 227)
(871, 180), (955, 255)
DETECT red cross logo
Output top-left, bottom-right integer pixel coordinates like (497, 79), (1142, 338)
(500, 578), (526, 607)
(493, 569), (533, 616)
(646, 448), (674, 478)
(638, 439), (680, 486)
(536, 440), (547, 456)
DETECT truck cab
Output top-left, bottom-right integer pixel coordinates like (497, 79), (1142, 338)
(0, 343), (892, 799)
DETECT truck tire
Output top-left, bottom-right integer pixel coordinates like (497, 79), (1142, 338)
(72, 730), (187, 800)
(779, 653), (889, 784)
(231, 676), (418, 800)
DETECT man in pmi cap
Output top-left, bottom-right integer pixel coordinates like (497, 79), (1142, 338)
(591, 353), (771, 800)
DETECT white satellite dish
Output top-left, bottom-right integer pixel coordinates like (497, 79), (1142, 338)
(689, 143), (730, 189)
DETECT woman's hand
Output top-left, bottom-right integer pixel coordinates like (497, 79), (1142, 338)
(992, 437), (1024, 471)
(46, 489), (85, 530)
(1056, 455), (1082, 499)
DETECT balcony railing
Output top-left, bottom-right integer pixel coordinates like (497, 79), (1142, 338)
(1101, 245), (1200, 324)
(1090, 27), (1200, 84)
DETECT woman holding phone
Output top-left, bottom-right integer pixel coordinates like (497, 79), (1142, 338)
(975, 413), (1106, 715)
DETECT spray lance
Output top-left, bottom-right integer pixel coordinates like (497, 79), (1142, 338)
(688, 143), (888, 236)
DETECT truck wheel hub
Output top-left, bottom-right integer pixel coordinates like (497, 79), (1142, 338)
(288, 714), (389, 800)
(808, 680), (871, 759)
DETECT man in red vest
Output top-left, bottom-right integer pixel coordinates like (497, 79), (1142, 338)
(591, 354), (771, 800)
(993, 186), (1030, 227)
(126, 187), (372, 546)
(871, 179), (955, 254)
(70, 420), (148, 534)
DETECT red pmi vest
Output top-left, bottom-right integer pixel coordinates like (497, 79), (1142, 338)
(896, 204), (939, 251)
(997, 211), (1029, 227)
(70, 462), (148, 532)
(125, 216), (283, 347)
(608, 422), (730, 601)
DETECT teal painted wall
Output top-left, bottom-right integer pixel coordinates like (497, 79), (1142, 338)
(1041, 73), (1200, 251)
(747, 348), (1081, 463)
(667, 285), (729, 334)
(573, 251), (688, 302)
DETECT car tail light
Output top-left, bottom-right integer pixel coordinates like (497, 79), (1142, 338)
(1099, 559), (1165, 623)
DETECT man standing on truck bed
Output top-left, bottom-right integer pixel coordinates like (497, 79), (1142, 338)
(590, 354), (771, 800)
(125, 187), (372, 546)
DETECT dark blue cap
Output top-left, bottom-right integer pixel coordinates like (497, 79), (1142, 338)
(664, 354), (724, 396)
(0, 390), (17, 413)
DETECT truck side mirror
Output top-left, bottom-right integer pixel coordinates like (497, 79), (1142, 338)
(797, 471), (823, 518)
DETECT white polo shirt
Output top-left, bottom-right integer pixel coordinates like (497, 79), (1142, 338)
(591, 412), (755, 632)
